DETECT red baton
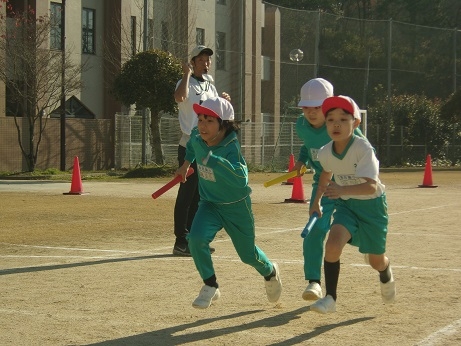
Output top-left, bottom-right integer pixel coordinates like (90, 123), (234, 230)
(151, 167), (194, 199)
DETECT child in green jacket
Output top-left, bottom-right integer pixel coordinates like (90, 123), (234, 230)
(176, 97), (282, 309)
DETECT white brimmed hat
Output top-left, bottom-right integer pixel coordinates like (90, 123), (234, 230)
(193, 97), (234, 121)
(190, 45), (213, 59)
(298, 78), (334, 107)
(322, 95), (361, 120)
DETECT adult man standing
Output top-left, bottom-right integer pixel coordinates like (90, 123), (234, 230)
(172, 45), (230, 256)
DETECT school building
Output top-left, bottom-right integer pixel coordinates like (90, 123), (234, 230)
(0, 0), (280, 123)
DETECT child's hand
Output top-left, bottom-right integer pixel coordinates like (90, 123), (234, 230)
(292, 161), (306, 177)
(175, 164), (190, 183)
(310, 203), (323, 218)
(323, 180), (343, 199)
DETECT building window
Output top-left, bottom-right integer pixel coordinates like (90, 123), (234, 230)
(196, 28), (204, 46)
(161, 21), (169, 51)
(216, 31), (226, 70)
(82, 8), (95, 54)
(50, 2), (62, 50)
(217, 0), (226, 4)
(130, 16), (136, 56)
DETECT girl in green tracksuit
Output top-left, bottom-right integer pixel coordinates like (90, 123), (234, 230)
(176, 97), (282, 309)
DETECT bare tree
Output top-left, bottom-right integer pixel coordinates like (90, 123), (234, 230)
(0, 3), (85, 171)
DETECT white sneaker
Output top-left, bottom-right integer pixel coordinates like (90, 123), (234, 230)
(265, 262), (282, 303)
(192, 285), (221, 309)
(302, 282), (322, 301)
(310, 295), (336, 314)
(380, 266), (396, 304)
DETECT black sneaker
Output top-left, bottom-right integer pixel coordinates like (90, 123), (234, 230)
(172, 244), (216, 256)
(172, 243), (191, 256)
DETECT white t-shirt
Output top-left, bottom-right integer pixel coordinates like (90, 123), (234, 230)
(318, 135), (385, 200)
(176, 76), (219, 146)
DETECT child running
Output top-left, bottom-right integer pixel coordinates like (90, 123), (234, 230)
(176, 96), (282, 309)
(292, 78), (365, 301)
(309, 95), (396, 313)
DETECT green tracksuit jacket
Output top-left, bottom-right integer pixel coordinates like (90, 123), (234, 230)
(185, 127), (274, 281)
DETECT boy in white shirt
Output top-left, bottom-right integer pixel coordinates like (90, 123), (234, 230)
(309, 95), (396, 313)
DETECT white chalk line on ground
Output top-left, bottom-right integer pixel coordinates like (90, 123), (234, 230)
(351, 264), (461, 272)
(388, 203), (457, 216)
(414, 317), (461, 346)
(0, 242), (159, 254)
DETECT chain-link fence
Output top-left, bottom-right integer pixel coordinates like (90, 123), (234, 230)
(164, 3), (461, 112)
(271, 7), (461, 110)
(115, 114), (461, 170)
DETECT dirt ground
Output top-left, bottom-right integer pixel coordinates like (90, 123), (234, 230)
(1, 170), (461, 346)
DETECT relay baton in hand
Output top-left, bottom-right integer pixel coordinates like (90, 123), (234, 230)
(151, 167), (194, 199)
(263, 166), (308, 188)
(300, 211), (319, 238)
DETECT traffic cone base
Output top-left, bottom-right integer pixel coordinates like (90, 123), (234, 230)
(284, 175), (307, 203)
(282, 154), (295, 185)
(63, 156), (88, 195)
(284, 197), (308, 203)
(418, 154), (437, 188)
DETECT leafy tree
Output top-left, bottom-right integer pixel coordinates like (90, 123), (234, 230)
(112, 49), (182, 165)
(266, 0), (461, 26)
(441, 88), (461, 123)
(374, 0), (461, 28)
(368, 90), (451, 165)
(0, 1), (84, 171)
(264, 0), (334, 12)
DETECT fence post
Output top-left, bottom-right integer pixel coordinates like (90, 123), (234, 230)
(401, 126), (403, 157)
(453, 27), (457, 93)
(261, 122), (265, 167)
(386, 18), (393, 165)
(128, 117), (132, 168)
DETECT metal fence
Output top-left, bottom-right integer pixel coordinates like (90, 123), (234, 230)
(263, 5), (461, 111)
(115, 114), (461, 171)
(164, 3), (461, 120)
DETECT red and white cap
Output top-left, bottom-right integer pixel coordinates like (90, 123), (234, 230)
(193, 97), (234, 121)
(322, 95), (361, 120)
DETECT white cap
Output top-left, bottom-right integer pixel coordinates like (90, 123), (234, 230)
(190, 45), (213, 59)
(298, 78), (334, 107)
(193, 97), (234, 121)
(322, 95), (361, 120)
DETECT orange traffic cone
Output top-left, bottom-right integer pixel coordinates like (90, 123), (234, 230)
(284, 175), (307, 203)
(63, 156), (88, 195)
(282, 154), (295, 185)
(418, 154), (437, 188)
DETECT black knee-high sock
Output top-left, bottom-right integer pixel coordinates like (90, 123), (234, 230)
(379, 262), (392, 283)
(204, 274), (218, 289)
(324, 260), (340, 301)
